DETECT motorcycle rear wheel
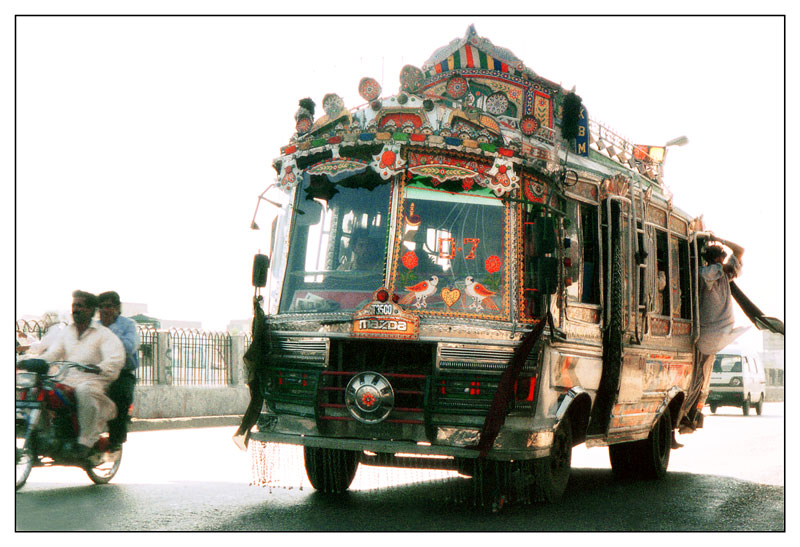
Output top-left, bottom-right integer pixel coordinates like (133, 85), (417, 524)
(84, 445), (123, 484)
(16, 433), (34, 491)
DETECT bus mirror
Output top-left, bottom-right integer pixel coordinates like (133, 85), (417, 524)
(536, 256), (559, 294)
(252, 254), (270, 288)
(534, 216), (557, 255)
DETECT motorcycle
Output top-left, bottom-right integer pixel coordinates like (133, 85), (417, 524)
(15, 359), (123, 491)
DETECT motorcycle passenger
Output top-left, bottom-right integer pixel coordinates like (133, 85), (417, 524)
(98, 291), (140, 451)
(40, 290), (125, 459)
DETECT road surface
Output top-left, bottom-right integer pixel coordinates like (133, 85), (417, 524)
(15, 403), (784, 531)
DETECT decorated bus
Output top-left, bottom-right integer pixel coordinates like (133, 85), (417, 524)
(242, 26), (775, 504)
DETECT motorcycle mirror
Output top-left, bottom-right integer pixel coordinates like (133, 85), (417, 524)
(18, 359), (49, 374)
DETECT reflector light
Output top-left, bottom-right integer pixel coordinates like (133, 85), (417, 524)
(377, 289), (389, 302)
(514, 377), (536, 401)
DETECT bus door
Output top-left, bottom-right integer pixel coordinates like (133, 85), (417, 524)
(587, 192), (637, 437)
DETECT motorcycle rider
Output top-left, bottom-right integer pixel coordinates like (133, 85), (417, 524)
(39, 290), (125, 459)
(98, 291), (140, 451)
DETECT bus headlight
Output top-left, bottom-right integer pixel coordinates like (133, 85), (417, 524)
(730, 376), (742, 387)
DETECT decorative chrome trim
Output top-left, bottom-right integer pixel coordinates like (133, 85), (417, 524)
(271, 336), (329, 367)
(436, 342), (537, 373)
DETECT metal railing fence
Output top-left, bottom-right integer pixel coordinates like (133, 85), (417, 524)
(169, 328), (232, 386)
(15, 319), (65, 340)
(16, 320), (243, 387)
(136, 326), (158, 386)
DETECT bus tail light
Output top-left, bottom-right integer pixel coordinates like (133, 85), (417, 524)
(514, 376), (536, 402)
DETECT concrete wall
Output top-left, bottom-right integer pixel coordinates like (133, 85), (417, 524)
(132, 385), (250, 419)
(766, 386), (785, 403)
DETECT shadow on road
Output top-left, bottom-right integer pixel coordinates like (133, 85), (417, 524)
(16, 467), (784, 532)
(220, 467), (784, 532)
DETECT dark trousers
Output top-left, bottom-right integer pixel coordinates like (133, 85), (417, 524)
(681, 349), (715, 425)
(108, 369), (137, 444)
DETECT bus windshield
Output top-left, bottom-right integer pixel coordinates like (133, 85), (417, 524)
(279, 174), (392, 313)
(391, 180), (508, 318)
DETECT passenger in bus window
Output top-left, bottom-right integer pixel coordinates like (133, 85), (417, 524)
(680, 235), (747, 434)
(655, 270), (667, 315)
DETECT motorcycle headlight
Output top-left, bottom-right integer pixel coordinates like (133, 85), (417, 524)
(16, 371), (37, 388)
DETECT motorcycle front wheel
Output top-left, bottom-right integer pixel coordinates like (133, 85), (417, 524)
(85, 445), (123, 484)
(16, 431), (35, 491)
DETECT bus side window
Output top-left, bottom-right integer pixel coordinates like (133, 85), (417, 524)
(563, 199), (600, 307)
(564, 201), (581, 304)
(521, 205), (541, 319)
(521, 202), (558, 319)
(675, 237), (692, 319)
(580, 203), (600, 304)
(655, 229), (669, 315)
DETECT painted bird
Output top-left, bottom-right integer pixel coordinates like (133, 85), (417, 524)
(399, 275), (439, 308)
(464, 276), (500, 312)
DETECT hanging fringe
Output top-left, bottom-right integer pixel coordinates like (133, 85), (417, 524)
(249, 441), (549, 510)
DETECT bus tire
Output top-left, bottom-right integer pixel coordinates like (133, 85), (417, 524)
(638, 410), (671, 479)
(303, 446), (359, 493)
(710, 403), (718, 414)
(531, 414), (572, 502)
(742, 395), (751, 416)
(610, 411), (671, 480)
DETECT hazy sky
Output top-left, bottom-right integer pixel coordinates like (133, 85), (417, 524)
(11, 12), (788, 345)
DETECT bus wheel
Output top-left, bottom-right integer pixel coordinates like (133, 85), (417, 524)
(742, 396), (751, 416)
(609, 411), (671, 480)
(303, 446), (359, 493)
(531, 414), (572, 502)
(754, 394), (764, 416)
(710, 403), (718, 414)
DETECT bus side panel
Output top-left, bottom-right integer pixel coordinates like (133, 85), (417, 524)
(534, 344), (601, 429)
(607, 351), (692, 440)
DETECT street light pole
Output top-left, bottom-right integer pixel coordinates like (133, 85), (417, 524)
(660, 135), (689, 183)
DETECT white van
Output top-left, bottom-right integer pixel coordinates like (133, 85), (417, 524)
(707, 346), (767, 415)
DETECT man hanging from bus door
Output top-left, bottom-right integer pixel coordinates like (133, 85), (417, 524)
(676, 235), (748, 444)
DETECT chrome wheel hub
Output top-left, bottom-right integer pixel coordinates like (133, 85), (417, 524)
(345, 372), (395, 424)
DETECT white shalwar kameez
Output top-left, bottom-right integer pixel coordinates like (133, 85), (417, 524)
(41, 321), (125, 447)
(688, 255), (749, 417)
